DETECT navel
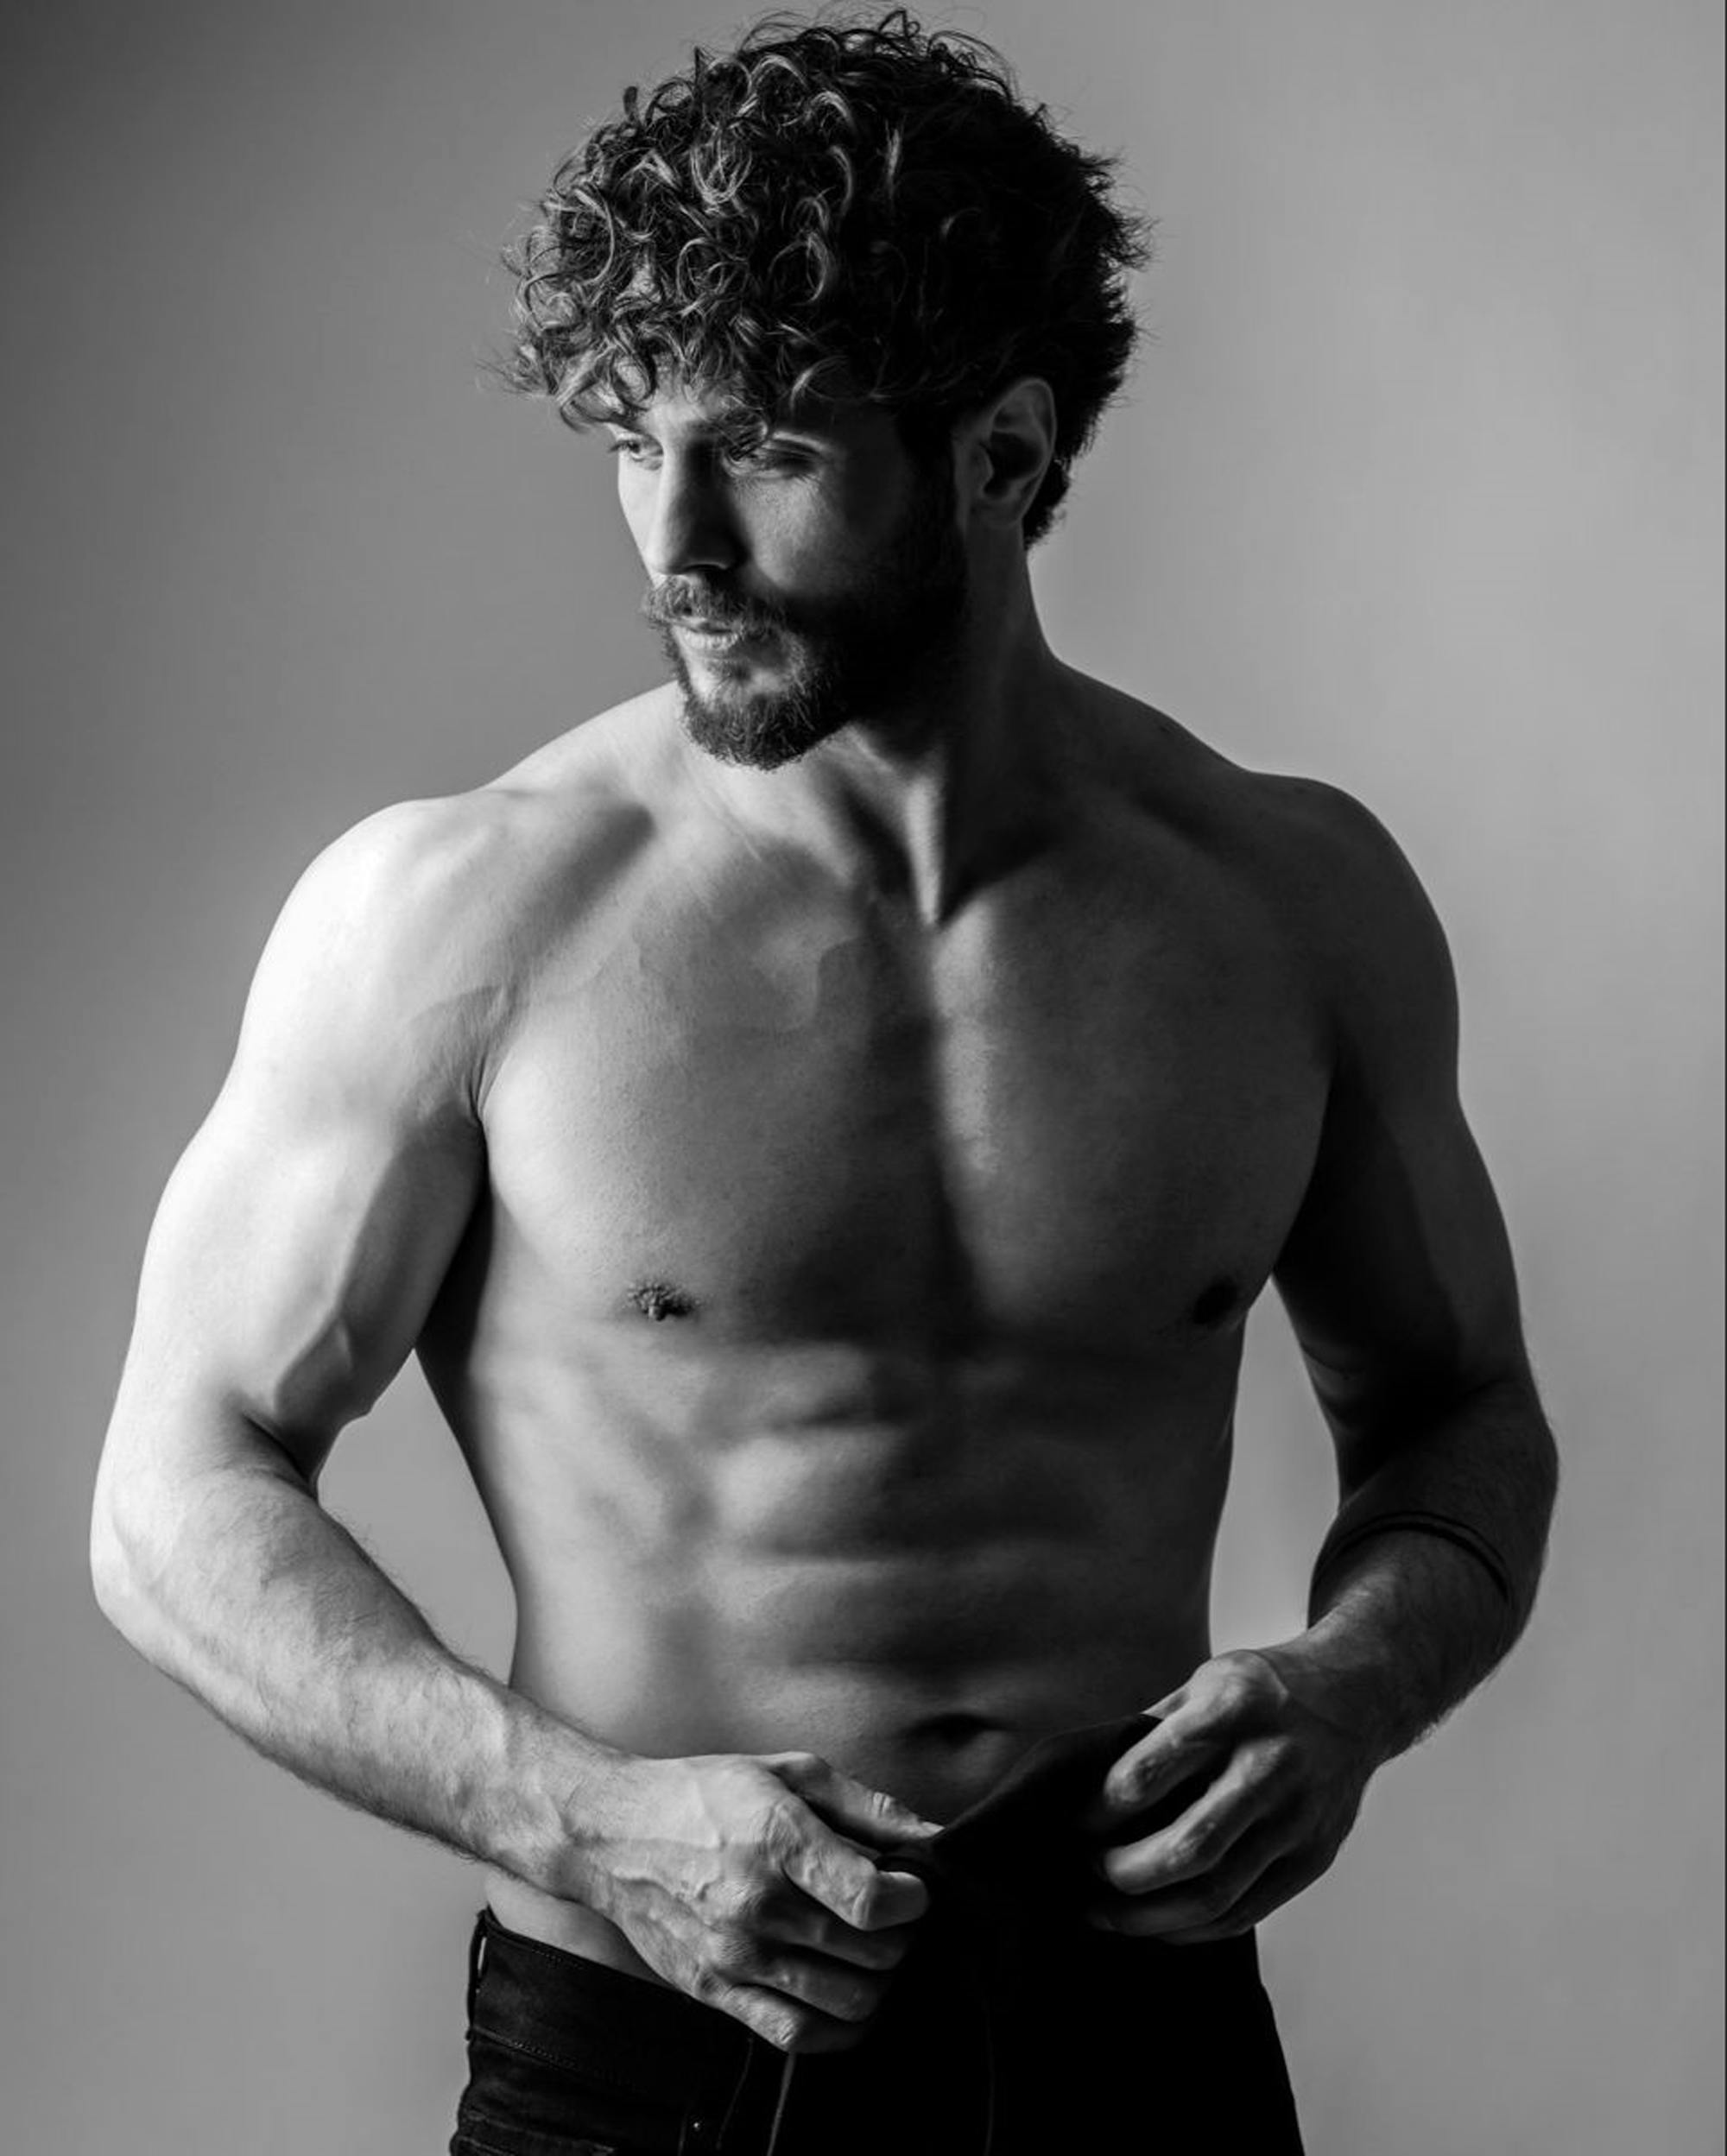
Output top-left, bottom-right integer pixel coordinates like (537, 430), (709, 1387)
(914, 1711), (1002, 1749)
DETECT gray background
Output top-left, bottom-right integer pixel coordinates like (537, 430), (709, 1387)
(3, 2), (1721, 2150)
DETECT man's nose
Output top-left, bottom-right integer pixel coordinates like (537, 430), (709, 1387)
(636, 455), (737, 581)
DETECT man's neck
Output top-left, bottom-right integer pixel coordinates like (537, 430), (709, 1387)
(697, 589), (1082, 925)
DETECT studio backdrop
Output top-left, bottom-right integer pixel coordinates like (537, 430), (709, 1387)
(1, 3), (1720, 2151)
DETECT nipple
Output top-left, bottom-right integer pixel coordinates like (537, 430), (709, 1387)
(1190, 1277), (1241, 1327)
(629, 1278), (697, 1323)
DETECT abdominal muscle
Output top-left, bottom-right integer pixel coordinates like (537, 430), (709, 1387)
(466, 1362), (1231, 1982)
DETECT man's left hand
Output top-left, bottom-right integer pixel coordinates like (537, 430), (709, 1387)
(1083, 1646), (1380, 1944)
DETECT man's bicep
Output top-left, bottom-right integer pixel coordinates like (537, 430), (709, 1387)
(1275, 1079), (1527, 1425)
(111, 808), (490, 1487)
(130, 1078), (480, 1478)
(1272, 800), (1530, 1463)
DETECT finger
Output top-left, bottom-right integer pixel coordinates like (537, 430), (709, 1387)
(855, 1868), (933, 1927)
(797, 1862), (929, 1935)
(775, 1755), (941, 1850)
(773, 1805), (931, 1933)
(1085, 1708), (1229, 1833)
(1098, 1751), (1279, 1895)
(748, 1944), (894, 2028)
(708, 1977), (867, 2057)
(706, 1943), (896, 2055)
(789, 1908), (923, 1971)
(1090, 1814), (1299, 1939)
(1153, 1844), (1330, 1945)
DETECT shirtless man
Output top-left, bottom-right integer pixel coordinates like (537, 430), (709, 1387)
(90, 15), (1557, 2153)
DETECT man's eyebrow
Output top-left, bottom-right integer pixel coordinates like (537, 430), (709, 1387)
(594, 409), (829, 449)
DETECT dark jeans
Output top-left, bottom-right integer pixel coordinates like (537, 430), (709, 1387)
(451, 1717), (1306, 2155)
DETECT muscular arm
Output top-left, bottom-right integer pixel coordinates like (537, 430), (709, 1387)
(1088, 787), (1556, 1938)
(1270, 791), (1557, 1757)
(89, 800), (608, 1883)
(91, 794), (935, 2053)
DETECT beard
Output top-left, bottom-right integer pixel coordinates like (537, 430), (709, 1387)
(642, 456), (969, 771)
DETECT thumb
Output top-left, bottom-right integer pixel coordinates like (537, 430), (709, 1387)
(777, 1755), (941, 1850)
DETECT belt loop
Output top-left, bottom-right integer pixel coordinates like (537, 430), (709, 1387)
(465, 1911), (490, 2028)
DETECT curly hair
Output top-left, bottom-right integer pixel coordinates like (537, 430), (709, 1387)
(500, 9), (1152, 546)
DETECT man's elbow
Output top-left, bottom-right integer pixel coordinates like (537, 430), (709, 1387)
(89, 1419), (215, 1651)
(1474, 1365), (1560, 1622)
(1489, 1362), (1559, 1514)
(89, 1458), (161, 1647)
(91, 1517), (148, 1664)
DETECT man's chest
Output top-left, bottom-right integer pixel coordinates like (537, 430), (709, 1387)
(478, 848), (1330, 1346)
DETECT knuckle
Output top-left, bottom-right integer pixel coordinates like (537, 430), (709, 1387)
(721, 1875), (773, 1929)
(1173, 1815), (1220, 1867)
(835, 1976), (885, 2023)
(712, 1759), (769, 1810)
(847, 1875), (887, 1926)
(695, 1880), (738, 1931)
(1250, 1734), (1295, 1781)
(1211, 1660), (1264, 1714)
(759, 1801), (803, 1861)
(772, 2008), (816, 2053)
(718, 1930), (768, 1980)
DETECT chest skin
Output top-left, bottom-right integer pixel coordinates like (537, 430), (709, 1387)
(458, 796), (1327, 1370)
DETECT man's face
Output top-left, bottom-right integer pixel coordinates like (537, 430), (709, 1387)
(606, 386), (969, 768)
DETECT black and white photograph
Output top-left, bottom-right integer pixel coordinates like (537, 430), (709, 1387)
(3, 3), (1720, 2150)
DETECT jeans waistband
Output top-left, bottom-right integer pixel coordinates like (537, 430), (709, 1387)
(467, 1909), (762, 2109)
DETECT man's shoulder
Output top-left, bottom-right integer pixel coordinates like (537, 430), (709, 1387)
(1084, 684), (1411, 888)
(1232, 767), (1421, 909)
(300, 688), (677, 945)
(1216, 764), (1458, 1062)
(249, 691), (680, 1079)
(1080, 684), (1451, 1015)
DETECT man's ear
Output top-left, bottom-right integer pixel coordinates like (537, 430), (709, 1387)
(957, 376), (1058, 532)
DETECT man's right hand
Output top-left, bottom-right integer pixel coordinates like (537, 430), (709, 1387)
(572, 1749), (941, 2054)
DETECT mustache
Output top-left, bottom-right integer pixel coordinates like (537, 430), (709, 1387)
(642, 582), (787, 635)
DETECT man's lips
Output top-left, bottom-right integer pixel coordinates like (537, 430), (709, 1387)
(670, 616), (776, 647)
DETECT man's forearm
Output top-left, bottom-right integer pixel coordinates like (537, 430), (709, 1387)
(92, 1450), (621, 1896)
(1274, 1375), (1557, 1765)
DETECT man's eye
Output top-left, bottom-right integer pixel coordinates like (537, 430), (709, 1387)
(721, 440), (805, 473)
(604, 437), (656, 465)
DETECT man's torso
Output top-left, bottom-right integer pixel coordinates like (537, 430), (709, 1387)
(407, 680), (1337, 1970)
